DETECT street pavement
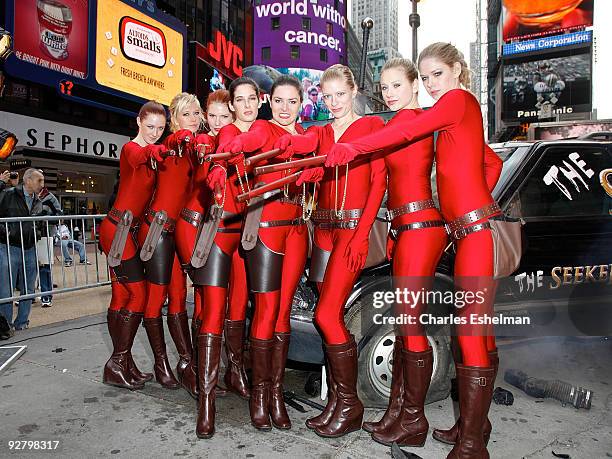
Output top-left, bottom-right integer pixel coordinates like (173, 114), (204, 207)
(1, 313), (610, 458)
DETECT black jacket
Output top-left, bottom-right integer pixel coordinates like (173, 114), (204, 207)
(0, 185), (43, 249)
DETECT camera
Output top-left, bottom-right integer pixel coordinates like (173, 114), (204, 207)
(9, 171), (18, 179)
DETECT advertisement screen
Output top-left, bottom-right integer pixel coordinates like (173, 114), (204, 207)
(502, 51), (591, 121)
(12, 0), (89, 79)
(502, 0), (593, 42)
(253, 0), (346, 71)
(279, 68), (333, 122)
(95, 0), (184, 105)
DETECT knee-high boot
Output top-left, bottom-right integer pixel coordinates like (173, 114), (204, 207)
(372, 348), (432, 447)
(446, 364), (495, 459)
(107, 309), (153, 384)
(103, 310), (146, 390)
(223, 319), (250, 399)
(143, 317), (180, 389)
(269, 332), (291, 429)
(362, 339), (404, 433)
(249, 338), (273, 431)
(196, 333), (222, 439)
(167, 311), (196, 394)
(305, 357), (336, 429)
(433, 349), (498, 445)
(314, 336), (363, 438)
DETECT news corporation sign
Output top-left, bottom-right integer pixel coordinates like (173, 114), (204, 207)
(503, 30), (592, 56)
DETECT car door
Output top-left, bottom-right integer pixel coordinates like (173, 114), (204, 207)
(496, 142), (612, 335)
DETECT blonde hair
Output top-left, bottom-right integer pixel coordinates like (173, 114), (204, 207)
(168, 92), (203, 132)
(321, 64), (356, 91)
(381, 58), (418, 83)
(418, 42), (471, 90)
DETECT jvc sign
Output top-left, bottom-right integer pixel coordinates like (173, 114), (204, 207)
(0, 111), (129, 161)
(503, 31), (592, 56)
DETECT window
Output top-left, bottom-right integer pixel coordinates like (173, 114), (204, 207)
(302, 17), (311, 31)
(290, 45), (300, 59)
(320, 48), (328, 62)
(261, 46), (271, 61)
(326, 22), (333, 35)
(518, 147), (612, 218)
(271, 17), (280, 30)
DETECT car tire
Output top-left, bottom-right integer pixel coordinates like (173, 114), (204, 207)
(344, 281), (453, 409)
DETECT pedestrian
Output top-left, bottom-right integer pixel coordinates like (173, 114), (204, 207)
(0, 169), (19, 192)
(56, 219), (91, 266)
(37, 187), (63, 308)
(0, 168), (45, 331)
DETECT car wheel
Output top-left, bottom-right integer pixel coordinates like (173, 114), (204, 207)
(355, 322), (452, 408)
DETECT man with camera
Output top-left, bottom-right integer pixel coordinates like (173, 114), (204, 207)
(0, 169), (19, 191)
(0, 168), (44, 331)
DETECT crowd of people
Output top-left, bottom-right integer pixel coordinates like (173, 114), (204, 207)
(101, 41), (503, 459)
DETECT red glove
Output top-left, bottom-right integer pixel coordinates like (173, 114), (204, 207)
(206, 166), (226, 193)
(344, 230), (369, 273)
(175, 129), (196, 153)
(274, 134), (294, 160)
(195, 133), (215, 155)
(218, 137), (244, 154)
(296, 167), (324, 186)
(146, 144), (168, 162)
(386, 234), (395, 261)
(228, 152), (245, 166)
(325, 143), (359, 167)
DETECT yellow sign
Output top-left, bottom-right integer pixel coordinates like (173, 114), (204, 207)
(95, 0), (183, 105)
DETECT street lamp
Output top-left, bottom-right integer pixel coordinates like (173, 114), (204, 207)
(359, 17), (374, 90)
(409, 0), (420, 63)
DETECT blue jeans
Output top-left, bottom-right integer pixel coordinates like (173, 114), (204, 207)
(61, 239), (86, 262)
(40, 264), (53, 303)
(0, 243), (37, 329)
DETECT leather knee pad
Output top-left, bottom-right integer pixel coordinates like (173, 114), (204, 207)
(143, 231), (175, 285)
(308, 244), (331, 283)
(112, 255), (145, 283)
(245, 238), (283, 293)
(190, 242), (232, 288)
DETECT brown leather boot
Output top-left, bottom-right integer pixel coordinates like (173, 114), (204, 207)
(314, 336), (363, 438)
(249, 337), (273, 431)
(167, 311), (192, 381)
(446, 364), (495, 459)
(107, 309), (153, 384)
(372, 348), (433, 447)
(305, 360), (336, 429)
(363, 339), (404, 434)
(269, 333), (291, 429)
(143, 317), (180, 389)
(103, 310), (145, 390)
(179, 318), (200, 399)
(433, 349), (499, 446)
(196, 333), (222, 439)
(223, 319), (250, 399)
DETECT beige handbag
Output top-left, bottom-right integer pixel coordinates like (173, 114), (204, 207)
(489, 216), (524, 279)
(364, 208), (390, 269)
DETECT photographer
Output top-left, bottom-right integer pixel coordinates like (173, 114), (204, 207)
(0, 168), (44, 331)
(0, 170), (19, 192)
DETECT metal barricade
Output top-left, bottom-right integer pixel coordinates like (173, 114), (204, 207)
(0, 214), (110, 304)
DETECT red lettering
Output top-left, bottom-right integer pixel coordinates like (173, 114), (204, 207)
(205, 30), (244, 78)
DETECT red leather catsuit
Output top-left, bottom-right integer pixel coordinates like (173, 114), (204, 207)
(286, 117), (387, 345)
(138, 131), (194, 319)
(234, 120), (309, 340)
(176, 125), (248, 336)
(335, 109), (447, 351)
(328, 89), (503, 366)
(99, 141), (155, 313)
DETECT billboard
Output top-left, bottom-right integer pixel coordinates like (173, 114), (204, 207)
(502, 0), (593, 42)
(12, 0), (89, 79)
(502, 51), (591, 121)
(278, 68), (332, 122)
(253, 0), (346, 71)
(503, 30), (592, 56)
(95, 0), (184, 105)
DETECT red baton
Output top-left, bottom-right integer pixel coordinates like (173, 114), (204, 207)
(254, 155), (326, 176)
(244, 148), (282, 166)
(236, 171), (302, 202)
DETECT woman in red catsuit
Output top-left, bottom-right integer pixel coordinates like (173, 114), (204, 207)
(137, 92), (200, 390)
(99, 101), (168, 390)
(326, 43), (503, 458)
(219, 75), (309, 432)
(174, 89), (232, 398)
(274, 64), (387, 438)
(191, 77), (262, 439)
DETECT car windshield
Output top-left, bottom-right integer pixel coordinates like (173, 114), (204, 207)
(491, 145), (531, 199)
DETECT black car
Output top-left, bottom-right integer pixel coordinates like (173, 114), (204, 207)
(288, 137), (612, 407)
